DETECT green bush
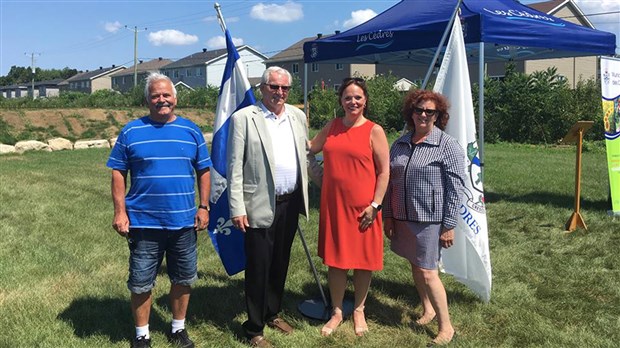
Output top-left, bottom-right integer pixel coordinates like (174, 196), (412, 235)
(308, 84), (340, 129)
(0, 65), (607, 145)
(480, 64), (604, 144)
(365, 73), (404, 132)
(0, 118), (17, 144)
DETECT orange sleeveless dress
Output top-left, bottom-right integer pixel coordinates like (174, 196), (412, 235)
(318, 118), (383, 271)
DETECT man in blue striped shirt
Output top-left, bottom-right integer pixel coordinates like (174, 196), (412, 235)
(107, 73), (211, 348)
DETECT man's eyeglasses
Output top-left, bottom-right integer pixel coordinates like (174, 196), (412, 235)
(266, 84), (291, 92)
(413, 107), (438, 117)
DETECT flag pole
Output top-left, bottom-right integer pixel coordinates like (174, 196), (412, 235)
(214, 3), (227, 31)
(214, 0), (336, 320)
(403, 0), (463, 135)
(420, 0), (463, 90)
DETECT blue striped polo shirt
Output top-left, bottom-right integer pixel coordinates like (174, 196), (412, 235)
(107, 116), (212, 229)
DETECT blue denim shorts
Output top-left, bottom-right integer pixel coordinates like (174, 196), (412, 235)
(126, 227), (198, 294)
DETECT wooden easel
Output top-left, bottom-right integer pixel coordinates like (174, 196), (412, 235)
(562, 121), (594, 232)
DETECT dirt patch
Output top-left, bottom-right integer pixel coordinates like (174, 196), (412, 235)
(0, 108), (214, 144)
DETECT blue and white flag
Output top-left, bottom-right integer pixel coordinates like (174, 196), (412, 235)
(433, 18), (492, 302)
(208, 29), (255, 276)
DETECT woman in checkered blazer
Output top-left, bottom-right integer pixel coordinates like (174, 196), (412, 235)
(383, 89), (465, 346)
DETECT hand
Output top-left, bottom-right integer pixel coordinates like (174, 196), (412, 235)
(194, 208), (209, 231)
(383, 217), (395, 239)
(357, 205), (377, 231)
(231, 215), (249, 233)
(112, 212), (130, 237)
(440, 228), (455, 248)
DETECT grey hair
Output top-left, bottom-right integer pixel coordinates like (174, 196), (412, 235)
(261, 66), (292, 86)
(144, 72), (177, 100)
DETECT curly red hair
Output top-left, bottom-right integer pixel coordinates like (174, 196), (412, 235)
(402, 89), (450, 131)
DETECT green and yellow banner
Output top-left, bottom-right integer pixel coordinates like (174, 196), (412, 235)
(601, 57), (620, 215)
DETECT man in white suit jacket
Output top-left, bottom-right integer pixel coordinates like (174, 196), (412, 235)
(227, 66), (312, 347)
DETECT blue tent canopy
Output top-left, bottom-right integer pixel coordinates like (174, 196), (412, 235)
(303, 0), (617, 65)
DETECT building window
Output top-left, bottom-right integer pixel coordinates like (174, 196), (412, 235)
(335, 63), (343, 71)
(164, 71), (170, 77)
(292, 63), (299, 74)
(186, 68), (193, 77)
(196, 67), (202, 76)
(86, 81), (90, 88)
(311, 63), (319, 72)
(173, 70), (179, 78)
(122, 76), (126, 84)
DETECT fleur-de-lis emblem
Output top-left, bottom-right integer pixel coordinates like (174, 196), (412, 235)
(213, 217), (233, 236)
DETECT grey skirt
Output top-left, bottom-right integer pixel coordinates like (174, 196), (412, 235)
(390, 220), (442, 270)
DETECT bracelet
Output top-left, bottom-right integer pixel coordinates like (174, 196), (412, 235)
(198, 204), (210, 211)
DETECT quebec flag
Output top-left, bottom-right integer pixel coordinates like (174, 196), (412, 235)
(433, 18), (492, 302)
(208, 29), (255, 276)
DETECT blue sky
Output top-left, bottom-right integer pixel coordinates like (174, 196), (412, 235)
(0, 0), (618, 77)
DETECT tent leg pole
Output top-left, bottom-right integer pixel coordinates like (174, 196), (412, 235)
(478, 42), (485, 182)
(304, 63), (308, 120)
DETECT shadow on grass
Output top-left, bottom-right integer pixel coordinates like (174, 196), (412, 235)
(286, 268), (439, 327)
(155, 271), (247, 339)
(485, 190), (609, 211)
(57, 296), (166, 342)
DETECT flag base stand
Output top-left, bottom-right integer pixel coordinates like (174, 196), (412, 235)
(296, 225), (354, 321)
(561, 121), (593, 233)
(565, 212), (587, 232)
(298, 297), (354, 321)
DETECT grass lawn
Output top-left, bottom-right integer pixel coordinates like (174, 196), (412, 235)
(1, 143), (619, 347)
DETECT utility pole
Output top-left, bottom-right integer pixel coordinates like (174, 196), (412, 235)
(125, 26), (147, 87)
(25, 52), (40, 100)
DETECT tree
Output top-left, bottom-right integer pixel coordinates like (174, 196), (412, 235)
(0, 66), (78, 85)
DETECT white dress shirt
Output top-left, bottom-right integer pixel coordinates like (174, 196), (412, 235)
(261, 104), (298, 195)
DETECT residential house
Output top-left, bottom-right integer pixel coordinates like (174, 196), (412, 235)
(32, 79), (64, 98)
(59, 65), (125, 94)
(160, 46), (267, 88)
(266, 35), (375, 91)
(0, 84), (28, 99)
(111, 58), (173, 93)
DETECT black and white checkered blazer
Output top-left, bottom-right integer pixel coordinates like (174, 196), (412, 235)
(383, 126), (465, 230)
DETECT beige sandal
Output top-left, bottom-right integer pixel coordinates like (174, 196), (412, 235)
(321, 308), (343, 336)
(353, 307), (368, 336)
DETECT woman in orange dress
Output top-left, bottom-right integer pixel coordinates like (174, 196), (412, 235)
(309, 77), (389, 337)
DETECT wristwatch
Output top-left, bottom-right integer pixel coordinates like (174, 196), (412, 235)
(370, 201), (382, 211)
(198, 204), (210, 211)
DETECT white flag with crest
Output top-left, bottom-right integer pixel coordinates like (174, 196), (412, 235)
(433, 18), (492, 302)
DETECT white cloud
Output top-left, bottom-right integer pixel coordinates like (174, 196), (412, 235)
(148, 30), (199, 46)
(343, 9), (377, 29)
(206, 35), (244, 49)
(250, 1), (303, 22)
(104, 21), (122, 33)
